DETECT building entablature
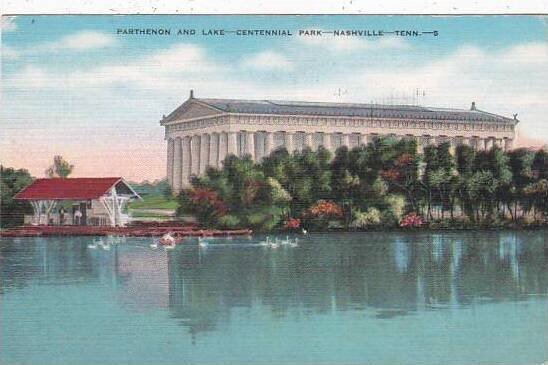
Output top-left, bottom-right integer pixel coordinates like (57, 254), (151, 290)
(164, 113), (515, 140)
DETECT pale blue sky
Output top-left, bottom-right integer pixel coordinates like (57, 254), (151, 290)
(1, 15), (546, 180)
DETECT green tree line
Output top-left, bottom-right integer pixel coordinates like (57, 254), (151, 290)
(177, 137), (547, 231)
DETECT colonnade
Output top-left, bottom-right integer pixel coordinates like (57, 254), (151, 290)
(167, 130), (514, 190)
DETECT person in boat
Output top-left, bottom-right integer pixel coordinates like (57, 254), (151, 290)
(59, 207), (66, 225)
(159, 232), (177, 245)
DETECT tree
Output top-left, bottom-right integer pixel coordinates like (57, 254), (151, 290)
(45, 155), (74, 178)
(0, 166), (34, 228)
(422, 142), (455, 220)
(506, 148), (535, 219)
(523, 179), (548, 219)
(532, 149), (547, 180)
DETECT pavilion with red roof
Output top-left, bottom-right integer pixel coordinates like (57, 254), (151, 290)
(15, 177), (141, 227)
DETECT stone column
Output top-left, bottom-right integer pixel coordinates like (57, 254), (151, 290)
(254, 133), (264, 160)
(504, 138), (513, 151)
(342, 134), (350, 148)
(470, 137), (479, 150)
(323, 133), (332, 151)
(362, 134), (372, 146)
(227, 131), (238, 156)
(190, 135), (201, 176)
(200, 133), (209, 174)
(172, 137), (182, 192)
(485, 137), (494, 151)
(449, 137), (457, 155)
(245, 131), (256, 160)
(478, 138), (486, 151)
(285, 131), (294, 153)
(355, 134), (363, 147)
(182, 136), (191, 187)
(304, 133), (313, 150)
(167, 138), (174, 188)
(264, 131), (274, 157)
(461, 137), (470, 146)
(209, 133), (219, 168)
(219, 132), (228, 165)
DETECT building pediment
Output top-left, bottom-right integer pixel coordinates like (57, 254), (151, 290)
(161, 99), (224, 124)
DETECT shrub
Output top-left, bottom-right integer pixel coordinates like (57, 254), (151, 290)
(399, 212), (424, 228)
(385, 194), (406, 220)
(217, 214), (241, 229)
(178, 187), (228, 227)
(304, 200), (343, 219)
(245, 206), (284, 231)
(284, 217), (301, 230)
(350, 208), (381, 229)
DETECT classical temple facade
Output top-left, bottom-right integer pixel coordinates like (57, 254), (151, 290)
(161, 91), (518, 191)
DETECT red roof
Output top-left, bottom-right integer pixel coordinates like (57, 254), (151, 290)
(15, 177), (124, 200)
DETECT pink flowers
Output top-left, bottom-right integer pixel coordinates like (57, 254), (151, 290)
(305, 200), (344, 219)
(284, 218), (301, 229)
(399, 212), (424, 228)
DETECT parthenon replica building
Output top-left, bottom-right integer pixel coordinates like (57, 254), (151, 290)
(161, 91), (518, 191)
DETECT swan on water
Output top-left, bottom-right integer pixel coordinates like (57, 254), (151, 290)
(198, 237), (209, 248)
(88, 238), (103, 249)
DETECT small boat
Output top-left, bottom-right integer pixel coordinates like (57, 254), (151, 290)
(159, 232), (183, 246)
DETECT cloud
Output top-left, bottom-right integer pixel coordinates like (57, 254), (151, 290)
(4, 43), (224, 92)
(2, 30), (117, 60)
(54, 31), (116, 50)
(2, 46), (19, 60)
(40, 30), (117, 52)
(1, 17), (17, 32)
(242, 50), (293, 70)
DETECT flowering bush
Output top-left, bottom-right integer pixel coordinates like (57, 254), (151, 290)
(396, 153), (414, 167)
(399, 212), (425, 228)
(284, 217), (301, 230)
(178, 187), (229, 227)
(305, 200), (343, 219)
(189, 188), (228, 216)
(380, 168), (401, 181)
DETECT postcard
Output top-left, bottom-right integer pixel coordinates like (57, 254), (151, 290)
(1, 14), (546, 365)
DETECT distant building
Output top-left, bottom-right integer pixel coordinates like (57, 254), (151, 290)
(161, 91), (518, 191)
(15, 177), (141, 226)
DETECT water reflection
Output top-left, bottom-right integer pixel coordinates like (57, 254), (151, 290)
(1, 231), (546, 337)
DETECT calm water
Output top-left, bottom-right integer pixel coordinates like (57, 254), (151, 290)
(1, 231), (546, 365)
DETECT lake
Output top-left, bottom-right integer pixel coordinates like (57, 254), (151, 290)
(1, 231), (546, 365)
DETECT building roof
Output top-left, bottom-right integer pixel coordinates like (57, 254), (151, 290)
(191, 98), (515, 123)
(15, 177), (138, 201)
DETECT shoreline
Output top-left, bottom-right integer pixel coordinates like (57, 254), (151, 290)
(1, 224), (546, 238)
(0, 225), (252, 238)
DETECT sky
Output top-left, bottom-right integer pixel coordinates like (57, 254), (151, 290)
(1, 15), (547, 182)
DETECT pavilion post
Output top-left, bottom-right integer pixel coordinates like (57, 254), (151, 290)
(44, 200), (57, 225)
(30, 201), (41, 225)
